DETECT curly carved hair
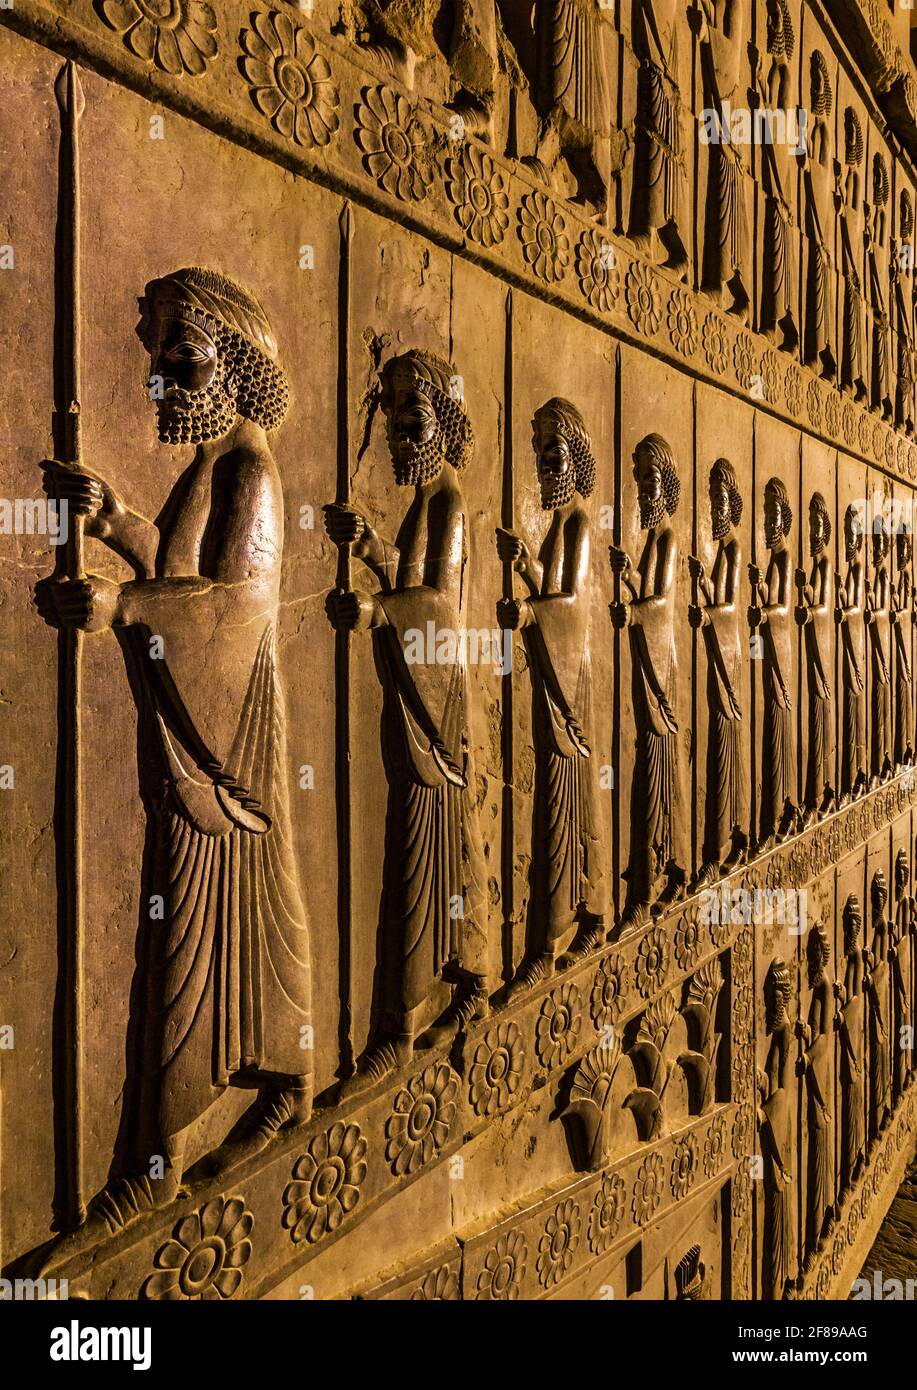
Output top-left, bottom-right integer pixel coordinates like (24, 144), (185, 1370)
(810, 51), (833, 118)
(532, 397), (597, 498)
(810, 492), (831, 549)
(380, 349), (475, 471)
(766, 0), (794, 60)
(140, 266), (290, 431)
(711, 458), (743, 527)
(766, 476), (793, 536)
(844, 107), (863, 168)
(634, 433), (680, 515)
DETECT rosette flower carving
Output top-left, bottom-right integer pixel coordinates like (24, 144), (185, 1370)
(476, 1230), (528, 1300)
(143, 1196), (252, 1300)
(535, 982), (581, 1070)
(355, 85), (433, 202)
(518, 190), (570, 284)
(98, 0), (218, 75)
(469, 1020), (524, 1117)
(282, 1121), (367, 1244)
(536, 1199), (581, 1288)
(385, 1062), (457, 1175)
(445, 144), (509, 247)
(240, 10), (340, 148)
(576, 229), (620, 312)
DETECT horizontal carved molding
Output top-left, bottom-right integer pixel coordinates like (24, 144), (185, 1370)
(2, 2), (917, 489)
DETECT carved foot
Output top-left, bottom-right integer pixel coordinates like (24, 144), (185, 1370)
(618, 901), (651, 935)
(557, 918), (605, 970)
(204, 1084), (313, 1171)
(37, 1172), (180, 1274)
(504, 952), (555, 1001)
(414, 981), (488, 1051)
(820, 786), (837, 816)
(337, 1036), (412, 1101)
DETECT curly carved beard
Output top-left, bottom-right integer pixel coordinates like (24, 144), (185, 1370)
(765, 518), (784, 549)
(393, 436), (444, 487)
(712, 501), (731, 540)
(541, 469), (576, 510)
(639, 494), (666, 530)
(156, 363), (237, 445)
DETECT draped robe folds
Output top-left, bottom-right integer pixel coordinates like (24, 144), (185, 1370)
(700, 9), (746, 295)
(868, 953), (891, 1132)
(839, 985), (865, 1187)
(891, 909), (911, 1098)
(633, 0), (681, 237)
(701, 541), (744, 864)
(375, 495), (486, 1023)
(803, 557), (834, 808)
(804, 163), (834, 368)
(839, 563), (867, 795)
(628, 527), (684, 902)
(760, 550), (794, 839)
(869, 569), (892, 776)
(839, 214), (865, 394)
(803, 1005), (831, 1256)
(760, 1032), (793, 1300)
(537, 0), (611, 144)
(129, 596), (311, 1144)
(524, 519), (604, 943)
(893, 583), (913, 766)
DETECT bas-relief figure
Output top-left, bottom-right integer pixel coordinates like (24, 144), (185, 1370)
(865, 513), (893, 787)
(865, 869), (892, 1145)
(758, 957), (795, 1301)
(496, 398), (606, 996)
(324, 350), (489, 1094)
(891, 850), (913, 1102)
(630, 0), (689, 273)
(36, 268), (313, 1243)
(689, 459), (747, 885)
(749, 477), (798, 847)
(835, 894), (866, 1194)
(533, 0), (614, 215)
(797, 920), (833, 1269)
(838, 108), (867, 401)
(836, 503), (868, 803)
(756, 0), (799, 351)
(610, 434), (686, 931)
(892, 525), (915, 771)
(696, 0), (749, 317)
(867, 154), (893, 422)
(800, 51), (836, 380)
(796, 492), (836, 823)
(892, 189), (915, 435)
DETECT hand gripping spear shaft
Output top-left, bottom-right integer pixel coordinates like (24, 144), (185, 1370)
(51, 59), (87, 1231)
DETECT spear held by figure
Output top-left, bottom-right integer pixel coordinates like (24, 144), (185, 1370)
(42, 59), (88, 1234)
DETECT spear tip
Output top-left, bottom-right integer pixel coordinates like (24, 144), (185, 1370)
(339, 200), (354, 243)
(55, 60), (85, 120)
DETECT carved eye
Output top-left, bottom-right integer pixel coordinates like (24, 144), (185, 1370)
(166, 341), (213, 364)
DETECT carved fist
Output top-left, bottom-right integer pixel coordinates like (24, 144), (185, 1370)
(747, 562), (761, 588)
(687, 554), (706, 583)
(33, 575), (121, 633)
(323, 503), (366, 548)
(495, 527), (528, 570)
(324, 588), (382, 633)
(795, 604), (812, 626)
(497, 596), (532, 632)
(41, 460), (118, 536)
(688, 602), (708, 629)
(747, 604), (763, 628)
(608, 545), (631, 577)
(609, 600), (631, 630)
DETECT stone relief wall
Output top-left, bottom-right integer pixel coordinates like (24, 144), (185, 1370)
(0, 0), (916, 1302)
